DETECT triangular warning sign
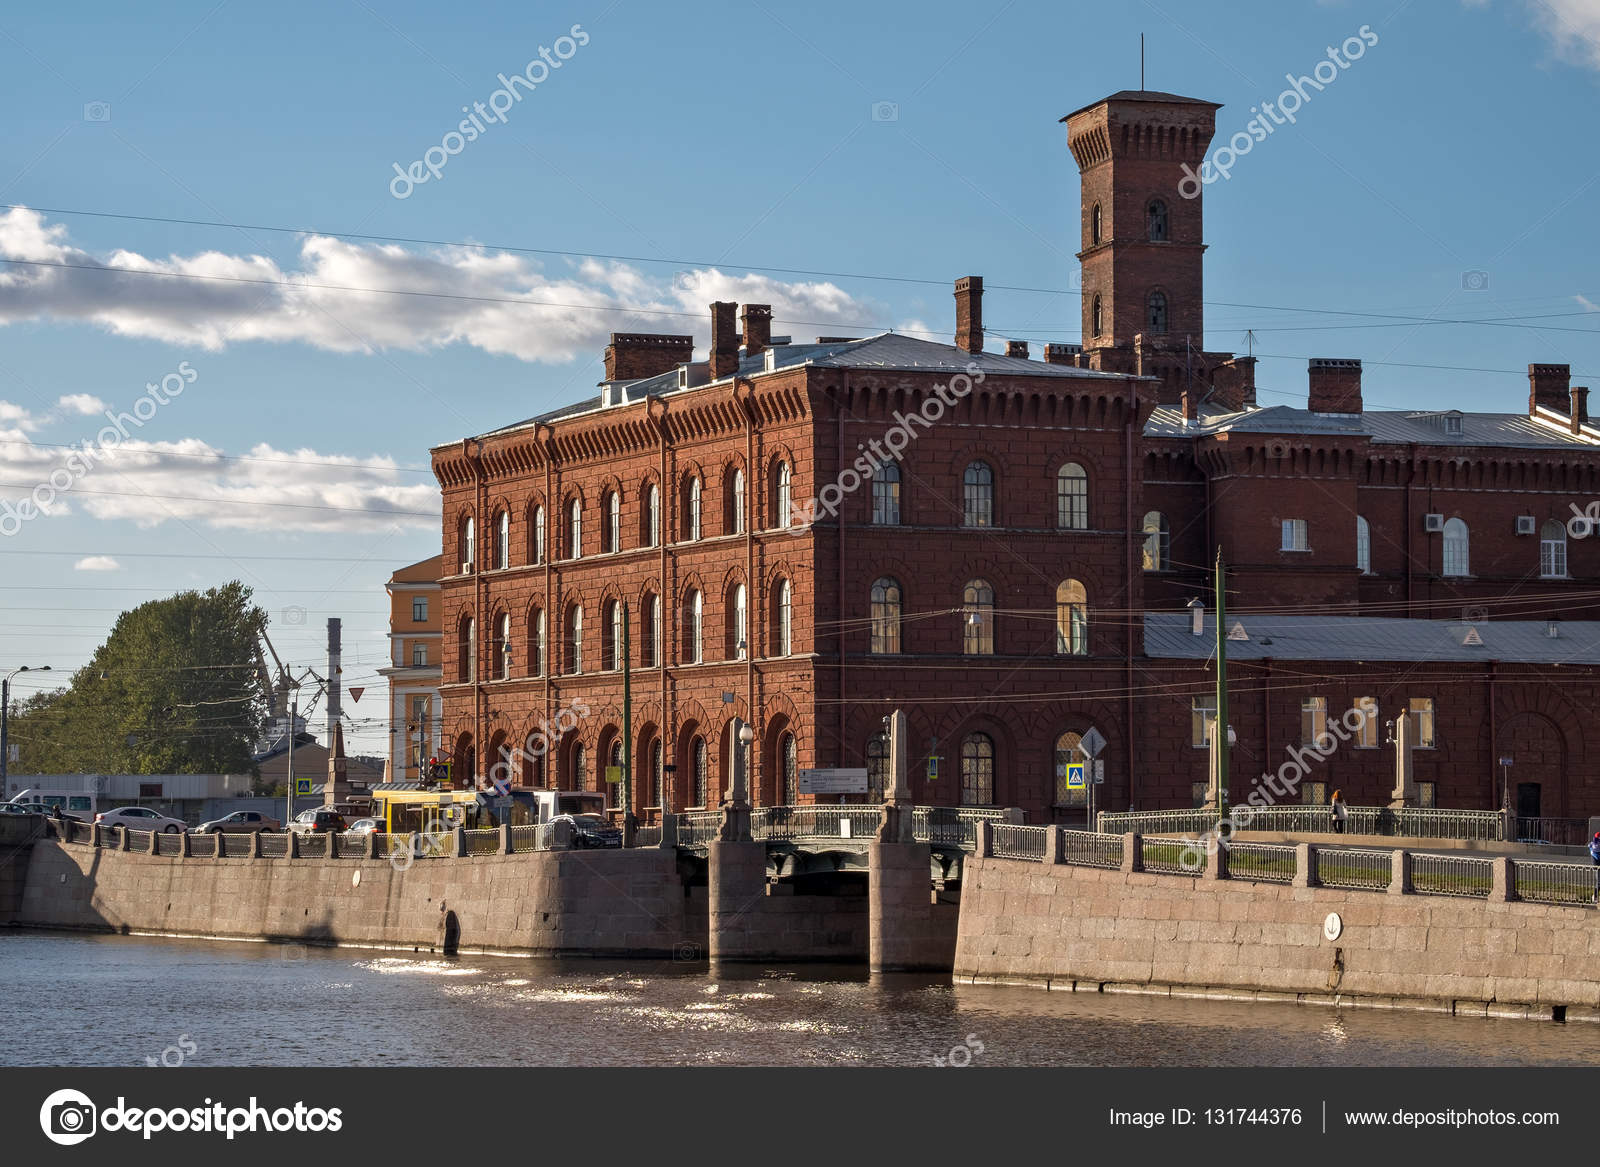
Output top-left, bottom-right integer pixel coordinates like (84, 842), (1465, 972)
(1462, 628), (1483, 646)
(348, 687), (365, 703)
(1227, 621), (1249, 641)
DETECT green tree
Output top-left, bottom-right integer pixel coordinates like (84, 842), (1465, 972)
(10, 582), (268, 775)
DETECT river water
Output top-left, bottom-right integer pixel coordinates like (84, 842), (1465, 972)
(3, 930), (1597, 1067)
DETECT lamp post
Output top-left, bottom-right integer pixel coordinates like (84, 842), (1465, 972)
(1, 665), (49, 796)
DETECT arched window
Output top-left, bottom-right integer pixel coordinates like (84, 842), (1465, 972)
(567, 498), (582, 559)
(1056, 580), (1088, 655)
(459, 515), (475, 571)
(1091, 294), (1103, 337)
(866, 732), (889, 800)
(608, 739), (624, 790)
(685, 477), (702, 541)
(643, 483), (660, 547)
(963, 579), (995, 655)
(960, 733), (995, 806)
(1442, 518), (1470, 577)
(871, 461), (901, 525)
(566, 604), (583, 674)
(692, 736), (709, 807)
(1148, 198), (1168, 242)
(493, 612), (511, 679)
(870, 577), (902, 654)
(782, 733), (798, 804)
(1541, 519), (1568, 578)
(605, 600), (623, 671)
(772, 579), (792, 656)
(729, 467), (746, 535)
(1147, 291), (1168, 333)
(642, 592), (660, 668)
(1090, 202), (1102, 245)
(1142, 511), (1169, 571)
(458, 615), (476, 682)
(727, 583), (747, 660)
(571, 743), (587, 791)
(605, 490), (621, 553)
(528, 607), (546, 675)
(963, 461), (994, 527)
(683, 589), (703, 663)
(1054, 731), (1085, 807)
(530, 504), (546, 565)
(650, 739), (664, 808)
(494, 510), (510, 569)
(771, 461), (793, 529)
(521, 732), (544, 788)
(1056, 462), (1088, 529)
(1356, 515), (1371, 575)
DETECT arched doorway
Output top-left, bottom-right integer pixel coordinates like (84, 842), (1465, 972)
(1497, 711), (1568, 820)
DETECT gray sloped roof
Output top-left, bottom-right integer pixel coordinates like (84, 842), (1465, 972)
(1145, 612), (1600, 665)
(1144, 404), (1600, 451)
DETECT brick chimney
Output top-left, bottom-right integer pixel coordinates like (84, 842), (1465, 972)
(1043, 343), (1082, 366)
(604, 333), (694, 382)
(1307, 358), (1362, 414)
(741, 303), (772, 358)
(1180, 389), (1200, 422)
(954, 276), (983, 354)
(1211, 356), (1256, 412)
(1529, 363), (1572, 415)
(1572, 386), (1590, 434)
(1005, 340), (1029, 359)
(709, 302), (739, 380)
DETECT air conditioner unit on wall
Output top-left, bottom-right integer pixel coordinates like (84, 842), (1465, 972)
(1514, 515), (1537, 535)
(1423, 513), (1445, 532)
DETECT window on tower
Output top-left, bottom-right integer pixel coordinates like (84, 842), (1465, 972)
(1148, 198), (1169, 242)
(1147, 291), (1168, 333)
(1091, 294), (1103, 337)
(1090, 202), (1102, 245)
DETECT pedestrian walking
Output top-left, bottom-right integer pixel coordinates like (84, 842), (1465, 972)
(1589, 833), (1600, 894)
(1330, 789), (1349, 835)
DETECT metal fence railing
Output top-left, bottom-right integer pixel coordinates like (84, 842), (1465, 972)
(258, 833), (287, 858)
(464, 829), (499, 856)
(1227, 842), (1298, 884)
(297, 833), (330, 859)
(221, 833), (254, 858)
(188, 833), (217, 858)
(1512, 817), (1590, 846)
(1101, 805), (1509, 843)
(68, 821), (94, 844)
(508, 825), (543, 853)
(676, 811), (722, 847)
(1141, 836), (1202, 874)
(1099, 809), (1217, 836)
(1314, 847), (1392, 890)
(1059, 830), (1124, 869)
(913, 807), (1008, 848)
(126, 829), (151, 851)
(754, 805), (882, 843)
(1514, 860), (1597, 906)
(334, 833), (370, 859)
(1411, 853), (1493, 898)
(633, 826), (661, 848)
(992, 823), (1048, 861)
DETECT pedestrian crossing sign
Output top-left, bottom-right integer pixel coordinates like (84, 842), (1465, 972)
(1065, 762), (1086, 790)
(294, 777), (312, 795)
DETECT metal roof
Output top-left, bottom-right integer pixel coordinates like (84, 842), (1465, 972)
(1144, 404), (1600, 450)
(1145, 612), (1600, 665)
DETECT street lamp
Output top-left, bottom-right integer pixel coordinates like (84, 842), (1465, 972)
(0, 665), (50, 796)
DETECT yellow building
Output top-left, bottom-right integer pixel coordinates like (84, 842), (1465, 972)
(379, 555), (443, 782)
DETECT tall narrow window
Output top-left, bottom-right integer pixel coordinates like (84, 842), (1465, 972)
(1353, 697), (1378, 747)
(1301, 696), (1327, 746)
(1090, 202), (1102, 245)
(865, 733), (888, 800)
(650, 740), (664, 807)
(1147, 291), (1168, 333)
(605, 491), (621, 553)
(566, 605), (583, 674)
(529, 607), (546, 675)
(872, 462), (901, 525)
(773, 579), (793, 657)
(1442, 518), (1469, 576)
(1281, 519), (1308, 551)
(1541, 519), (1567, 578)
(644, 484), (659, 547)
(1054, 731), (1085, 806)
(683, 589), (703, 663)
(1091, 294), (1103, 337)
(1356, 515), (1371, 574)
(459, 616), (476, 683)
(963, 461), (994, 527)
(460, 516), (475, 571)
(1056, 580), (1088, 655)
(1142, 511), (1169, 571)
(642, 593), (660, 668)
(963, 579), (995, 655)
(728, 583), (747, 660)
(494, 612), (511, 679)
(730, 468), (746, 535)
(412, 596), (428, 622)
(567, 499), (582, 559)
(1409, 697), (1436, 748)
(1191, 696), (1217, 748)
(960, 733), (995, 806)
(693, 737), (709, 807)
(1056, 463), (1088, 529)
(605, 600), (623, 671)
(870, 577), (902, 654)
(782, 734), (798, 804)
(686, 478), (702, 541)
(412, 643), (426, 667)
(572, 744), (587, 791)
(531, 504), (545, 565)
(1148, 198), (1169, 241)
(494, 510), (509, 569)
(773, 461), (792, 528)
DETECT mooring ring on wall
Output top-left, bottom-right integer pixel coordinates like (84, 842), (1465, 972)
(1323, 912), (1343, 942)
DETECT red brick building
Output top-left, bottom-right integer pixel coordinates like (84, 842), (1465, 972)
(430, 88), (1600, 824)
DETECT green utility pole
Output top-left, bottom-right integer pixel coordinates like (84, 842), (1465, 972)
(621, 600), (634, 847)
(1214, 547), (1229, 819)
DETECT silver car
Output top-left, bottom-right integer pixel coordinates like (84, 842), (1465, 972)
(96, 806), (187, 833)
(193, 810), (281, 834)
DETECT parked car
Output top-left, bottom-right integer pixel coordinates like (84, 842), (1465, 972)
(346, 818), (381, 835)
(289, 808), (348, 834)
(553, 812), (623, 849)
(193, 810), (281, 834)
(96, 806), (187, 833)
(6, 801), (86, 822)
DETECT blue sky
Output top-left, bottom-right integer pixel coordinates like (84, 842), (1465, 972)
(0, 0), (1595, 755)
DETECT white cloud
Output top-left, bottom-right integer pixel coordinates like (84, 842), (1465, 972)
(0, 209), (886, 365)
(1578, 294), (1599, 313)
(1469, 0), (1600, 70)
(73, 555), (120, 571)
(57, 393), (107, 416)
